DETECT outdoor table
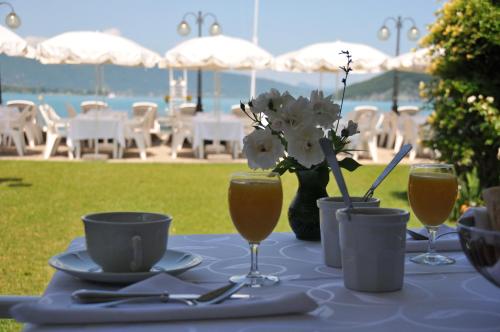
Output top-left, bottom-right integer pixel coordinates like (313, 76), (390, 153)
(68, 110), (127, 158)
(192, 113), (245, 159)
(23, 232), (500, 331)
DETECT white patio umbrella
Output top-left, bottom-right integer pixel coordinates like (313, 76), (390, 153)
(0, 25), (35, 104)
(162, 34), (273, 113)
(385, 47), (441, 73)
(163, 34), (273, 154)
(274, 40), (390, 94)
(163, 35), (273, 71)
(37, 31), (161, 94)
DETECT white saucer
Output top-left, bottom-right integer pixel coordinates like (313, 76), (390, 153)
(49, 249), (203, 284)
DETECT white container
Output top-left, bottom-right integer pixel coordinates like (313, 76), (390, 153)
(317, 197), (380, 268)
(337, 207), (409, 292)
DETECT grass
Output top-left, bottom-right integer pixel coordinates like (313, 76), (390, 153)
(0, 160), (417, 331)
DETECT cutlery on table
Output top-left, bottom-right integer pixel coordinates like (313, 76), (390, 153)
(72, 281), (248, 307)
(362, 144), (413, 201)
(319, 138), (353, 210)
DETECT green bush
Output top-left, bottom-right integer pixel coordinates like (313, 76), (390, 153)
(422, 0), (500, 189)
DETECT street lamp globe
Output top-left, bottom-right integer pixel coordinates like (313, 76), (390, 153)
(377, 26), (390, 41)
(209, 22), (221, 36)
(407, 26), (420, 41)
(5, 11), (20, 29)
(177, 20), (190, 36)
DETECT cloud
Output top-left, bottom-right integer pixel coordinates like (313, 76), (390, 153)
(102, 28), (121, 36)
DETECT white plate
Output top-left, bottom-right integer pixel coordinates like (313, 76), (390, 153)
(49, 249), (202, 284)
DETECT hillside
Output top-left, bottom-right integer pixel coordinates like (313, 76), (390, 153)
(345, 71), (432, 101)
(1, 55), (430, 100)
(0, 55), (312, 98)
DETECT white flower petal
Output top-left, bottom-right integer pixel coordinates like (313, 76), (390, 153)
(243, 128), (284, 170)
(286, 126), (325, 168)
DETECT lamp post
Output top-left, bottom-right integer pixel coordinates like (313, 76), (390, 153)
(378, 16), (419, 113)
(0, 1), (21, 104)
(177, 11), (221, 112)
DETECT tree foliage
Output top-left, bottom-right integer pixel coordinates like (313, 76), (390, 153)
(422, 0), (500, 189)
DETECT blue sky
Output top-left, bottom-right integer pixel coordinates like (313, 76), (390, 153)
(7, 0), (444, 87)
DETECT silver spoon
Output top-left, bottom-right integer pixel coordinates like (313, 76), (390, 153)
(319, 138), (353, 210)
(72, 282), (247, 308)
(363, 144), (413, 201)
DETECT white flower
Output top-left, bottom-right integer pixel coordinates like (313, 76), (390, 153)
(486, 96), (494, 103)
(286, 125), (325, 168)
(251, 89), (295, 115)
(278, 96), (311, 133)
(342, 120), (359, 137)
(243, 128), (284, 170)
(309, 90), (341, 129)
(467, 95), (476, 104)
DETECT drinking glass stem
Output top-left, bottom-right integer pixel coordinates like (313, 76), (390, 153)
(426, 226), (438, 255)
(248, 242), (261, 277)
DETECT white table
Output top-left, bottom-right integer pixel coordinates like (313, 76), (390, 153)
(68, 111), (127, 158)
(192, 113), (245, 159)
(23, 232), (500, 331)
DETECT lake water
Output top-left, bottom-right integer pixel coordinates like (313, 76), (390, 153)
(3, 92), (426, 117)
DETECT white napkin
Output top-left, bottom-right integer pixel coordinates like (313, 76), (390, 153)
(406, 224), (461, 252)
(11, 273), (317, 325)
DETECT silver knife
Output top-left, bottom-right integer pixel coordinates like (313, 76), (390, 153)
(318, 137), (353, 210)
(71, 289), (249, 304)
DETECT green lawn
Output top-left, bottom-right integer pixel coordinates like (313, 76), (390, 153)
(0, 161), (416, 331)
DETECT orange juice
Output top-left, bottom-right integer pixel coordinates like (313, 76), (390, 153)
(408, 172), (458, 226)
(228, 178), (283, 243)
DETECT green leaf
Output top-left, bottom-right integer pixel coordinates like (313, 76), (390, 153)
(338, 157), (362, 172)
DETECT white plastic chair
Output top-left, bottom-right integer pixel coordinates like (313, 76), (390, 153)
(398, 105), (420, 115)
(379, 111), (399, 149)
(0, 108), (27, 156)
(38, 104), (74, 159)
(122, 109), (152, 160)
(80, 100), (108, 113)
(349, 106), (384, 162)
(6, 100), (43, 147)
(171, 103), (196, 159)
(394, 113), (419, 160)
(132, 102), (158, 147)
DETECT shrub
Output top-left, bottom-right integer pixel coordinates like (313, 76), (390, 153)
(421, 0), (500, 189)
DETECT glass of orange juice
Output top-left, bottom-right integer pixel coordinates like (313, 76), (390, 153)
(228, 171), (283, 287)
(408, 164), (458, 265)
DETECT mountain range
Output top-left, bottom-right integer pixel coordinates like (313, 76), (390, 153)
(1, 55), (430, 100)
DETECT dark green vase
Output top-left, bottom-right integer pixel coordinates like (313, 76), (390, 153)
(288, 167), (329, 241)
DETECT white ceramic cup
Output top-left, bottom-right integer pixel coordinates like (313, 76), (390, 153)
(337, 207), (410, 292)
(83, 212), (171, 273)
(317, 197), (380, 268)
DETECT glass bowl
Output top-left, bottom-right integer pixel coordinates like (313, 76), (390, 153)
(458, 215), (500, 287)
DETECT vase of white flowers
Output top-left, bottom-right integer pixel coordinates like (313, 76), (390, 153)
(239, 51), (360, 240)
(288, 166), (330, 240)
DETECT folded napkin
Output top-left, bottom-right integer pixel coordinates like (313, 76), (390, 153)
(406, 224), (461, 252)
(11, 273), (317, 325)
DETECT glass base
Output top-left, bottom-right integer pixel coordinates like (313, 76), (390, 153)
(230, 274), (279, 288)
(410, 252), (455, 266)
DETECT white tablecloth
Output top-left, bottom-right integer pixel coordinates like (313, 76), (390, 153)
(23, 232), (500, 332)
(192, 113), (245, 150)
(68, 111), (127, 147)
